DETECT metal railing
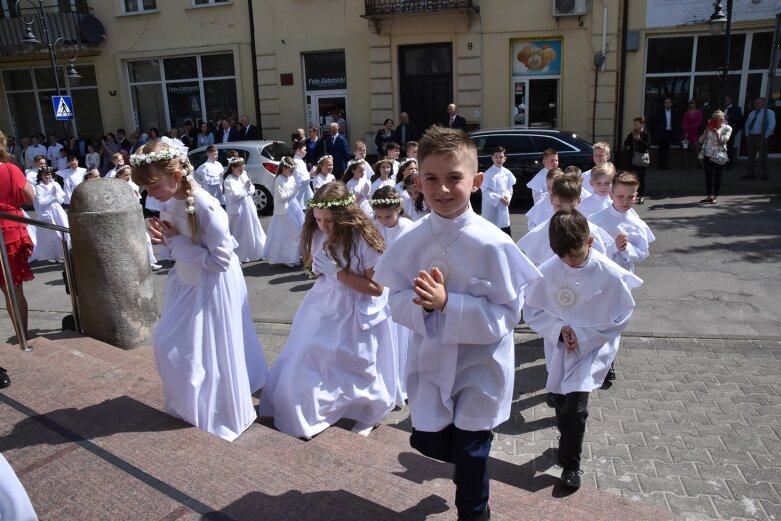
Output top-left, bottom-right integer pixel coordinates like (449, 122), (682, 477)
(0, 8), (95, 56)
(0, 212), (80, 352)
(364, 0), (474, 16)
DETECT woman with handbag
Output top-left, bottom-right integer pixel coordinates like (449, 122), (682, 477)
(624, 116), (651, 204)
(698, 110), (731, 204)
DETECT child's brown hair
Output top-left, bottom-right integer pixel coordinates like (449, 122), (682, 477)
(549, 209), (590, 258)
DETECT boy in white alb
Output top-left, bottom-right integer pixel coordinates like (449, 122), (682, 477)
(194, 145), (226, 206)
(58, 156), (86, 204)
(374, 126), (541, 521)
(291, 140), (313, 208)
(581, 142), (611, 188)
(577, 162), (616, 217)
(523, 209), (641, 490)
(526, 148), (558, 203)
(25, 155), (47, 186)
(518, 174), (610, 266)
(104, 152), (125, 178)
(480, 146), (515, 236)
(386, 142), (401, 176)
(525, 168), (561, 231)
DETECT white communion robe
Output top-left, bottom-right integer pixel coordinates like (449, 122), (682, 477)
(194, 159), (227, 206)
(32, 181), (69, 260)
(370, 177), (395, 197)
(526, 167), (548, 204)
(525, 193), (554, 231)
(346, 177), (373, 217)
(375, 216), (413, 404)
(57, 167), (86, 204)
(481, 165), (515, 229)
(262, 174), (303, 265)
(517, 217), (611, 266)
(224, 173), (266, 262)
(311, 173), (335, 192)
(260, 230), (397, 439)
(523, 249), (642, 394)
(155, 188), (268, 441)
(293, 156), (314, 208)
(577, 193), (612, 218)
(589, 205), (655, 273)
(0, 453), (38, 521)
(373, 209), (542, 432)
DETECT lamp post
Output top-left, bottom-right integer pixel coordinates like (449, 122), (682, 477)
(708, 0), (732, 111)
(15, 0), (81, 138)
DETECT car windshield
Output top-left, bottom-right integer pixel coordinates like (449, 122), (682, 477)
(261, 142), (289, 161)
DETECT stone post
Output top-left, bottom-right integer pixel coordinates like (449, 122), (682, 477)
(68, 179), (158, 349)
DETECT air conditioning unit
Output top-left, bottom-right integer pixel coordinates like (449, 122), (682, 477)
(553, 0), (588, 17)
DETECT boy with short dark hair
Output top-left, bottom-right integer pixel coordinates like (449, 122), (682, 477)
(374, 126), (541, 521)
(481, 146), (515, 236)
(405, 140), (418, 159)
(523, 209), (642, 489)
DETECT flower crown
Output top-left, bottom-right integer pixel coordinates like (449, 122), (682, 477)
(228, 156), (245, 165)
(369, 196), (402, 207)
(130, 147), (185, 167)
(307, 193), (355, 209)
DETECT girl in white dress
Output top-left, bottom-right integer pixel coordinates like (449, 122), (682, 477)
(116, 165), (161, 270)
(394, 158), (417, 195)
(370, 158), (395, 196)
(370, 185), (413, 405)
(402, 174), (428, 221)
(131, 141), (268, 441)
(263, 157), (303, 266)
(341, 159), (373, 217)
(310, 155), (335, 191)
(291, 141), (314, 208)
(31, 167), (68, 263)
(260, 181), (397, 439)
(223, 155), (266, 262)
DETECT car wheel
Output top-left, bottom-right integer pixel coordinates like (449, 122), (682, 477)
(253, 185), (273, 215)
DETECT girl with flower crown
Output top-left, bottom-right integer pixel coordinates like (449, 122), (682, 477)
(263, 156), (303, 266)
(310, 155), (335, 191)
(341, 159), (373, 218)
(32, 166), (69, 264)
(370, 185), (413, 405)
(131, 140), (268, 441)
(223, 155), (266, 263)
(370, 158), (395, 196)
(259, 181), (398, 439)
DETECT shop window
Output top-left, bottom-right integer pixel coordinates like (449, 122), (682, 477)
(123, 0), (156, 13)
(695, 34), (745, 72)
(164, 57), (198, 81)
(128, 60), (160, 83)
(646, 37), (694, 74)
(749, 32), (774, 70)
(193, 0), (229, 5)
(201, 54), (235, 77)
(2, 70), (33, 91)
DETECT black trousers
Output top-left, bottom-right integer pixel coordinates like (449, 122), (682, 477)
(552, 392), (590, 471)
(703, 156), (724, 197)
(656, 130), (673, 169)
(410, 425), (493, 518)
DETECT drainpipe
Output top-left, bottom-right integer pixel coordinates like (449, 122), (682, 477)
(614, 0), (630, 156)
(247, 0), (263, 139)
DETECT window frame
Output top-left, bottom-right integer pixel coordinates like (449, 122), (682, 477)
(122, 0), (158, 15)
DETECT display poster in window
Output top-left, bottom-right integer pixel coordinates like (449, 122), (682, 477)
(512, 40), (561, 77)
(304, 51), (346, 91)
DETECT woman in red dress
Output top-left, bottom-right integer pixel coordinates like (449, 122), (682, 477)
(0, 131), (35, 388)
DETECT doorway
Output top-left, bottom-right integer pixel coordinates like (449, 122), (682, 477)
(511, 78), (559, 128)
(399, 43), (453, 131)
(306, 93), (347, 137)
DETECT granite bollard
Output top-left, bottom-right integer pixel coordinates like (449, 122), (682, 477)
(68, 178), (158, 349)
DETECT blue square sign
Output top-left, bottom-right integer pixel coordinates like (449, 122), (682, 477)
(52, 96), (74, 121)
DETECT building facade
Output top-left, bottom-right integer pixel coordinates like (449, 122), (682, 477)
(1, 0), (778, 158)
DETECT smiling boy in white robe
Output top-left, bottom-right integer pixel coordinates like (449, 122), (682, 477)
(374, 126), (541, 521)
(523, 209), (641, 490)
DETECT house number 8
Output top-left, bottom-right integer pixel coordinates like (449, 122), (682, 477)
(468, 42), (473, 50)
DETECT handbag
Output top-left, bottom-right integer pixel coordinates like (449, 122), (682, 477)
(631, 139), (650, 167)
(710, 149), (728, 165)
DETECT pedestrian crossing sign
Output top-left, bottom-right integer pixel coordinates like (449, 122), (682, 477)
(52, 96), (74, 121)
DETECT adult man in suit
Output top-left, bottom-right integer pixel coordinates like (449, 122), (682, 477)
(321, 122), (351, 178)
(239, 116), (259, 141)
(76, 131), (91, 166)
(742, 97), (776, 180)
(652, 97), (680, 170)
(117, 128), (132, 152)
(219, 119), (239, 144)
(395, 111), (419, 148)
(723, 96), (743, 170)
(6, 136), (24, 170)
(443, 103), (467, 131)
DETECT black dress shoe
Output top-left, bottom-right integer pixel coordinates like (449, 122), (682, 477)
(560, 469), (581, 489)
(546, 392), (557, 408)
(605, 366), (616, 381)
(0, 367), (9, 389)
(458, 505), (491, 521)
(700, 197), (712, 203)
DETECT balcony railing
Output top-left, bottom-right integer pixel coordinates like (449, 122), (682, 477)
(0, 5), (102, 57)
(364, 0), (475, 16)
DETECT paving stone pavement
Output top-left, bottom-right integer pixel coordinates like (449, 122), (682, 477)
(4, 317), (781, 521)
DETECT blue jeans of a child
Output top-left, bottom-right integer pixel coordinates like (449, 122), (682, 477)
(410, 425), (493, 518)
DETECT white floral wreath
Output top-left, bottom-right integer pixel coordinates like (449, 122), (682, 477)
(129, 147), (184, 167)
(228, 156), (245, 165)
(369, 197), (402, 207)
(307, 193), (355, 209)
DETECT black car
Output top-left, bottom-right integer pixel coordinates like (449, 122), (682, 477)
(469, 128), (595, 204)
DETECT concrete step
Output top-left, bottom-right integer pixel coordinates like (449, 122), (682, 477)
(0, 333), (682, 520)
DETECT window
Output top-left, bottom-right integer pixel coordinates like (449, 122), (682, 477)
(192, 0), (229, 5)
(127, 53), (237, 132)
(123, 0), (156, 13)
(530, 136), (577, 153)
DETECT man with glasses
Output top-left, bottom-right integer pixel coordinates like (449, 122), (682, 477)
(652, 98), (680, 170)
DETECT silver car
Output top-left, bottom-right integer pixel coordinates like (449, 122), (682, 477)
(187, 140), (289, 215)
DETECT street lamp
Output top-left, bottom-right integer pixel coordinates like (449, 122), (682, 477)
(708, 0), (733, 110)
(15, 0), (81, 134)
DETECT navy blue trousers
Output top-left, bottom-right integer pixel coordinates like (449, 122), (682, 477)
(410, 425), (493, 518)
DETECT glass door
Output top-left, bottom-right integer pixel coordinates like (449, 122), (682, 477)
(306, 93), (347, 137)
(528, 79), (559, 129)
(512, 80), (528, 127)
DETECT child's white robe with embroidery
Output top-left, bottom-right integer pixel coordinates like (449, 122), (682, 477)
(589, 205), (655, 272)
(517, 217), (610, 266)
(374, 209), (541, 432)
(481, 165), (515, 229)
(523, 250), (642, 394)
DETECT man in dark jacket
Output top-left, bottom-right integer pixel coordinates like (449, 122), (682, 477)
(443, 103), (467, 131)
(321, 122), (351, 178)
(652, 97), (681, 170)
(724, 96), (743, 170)
(395, 111), (419, 147)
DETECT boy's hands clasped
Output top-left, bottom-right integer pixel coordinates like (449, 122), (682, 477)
(413, 267), (448, 312)
(561, 325), (579, 352)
